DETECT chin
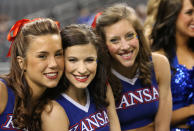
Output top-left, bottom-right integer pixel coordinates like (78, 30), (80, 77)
(45, 82), (58, 88)
(75, 84), (89, 89)
(120, 61), (134, 68)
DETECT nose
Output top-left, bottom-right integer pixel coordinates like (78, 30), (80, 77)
(48, 56), (57, 68)
(77, 62), (87, 74)
(120, 38), (130, 50)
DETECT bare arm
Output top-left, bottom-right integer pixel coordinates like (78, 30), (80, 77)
(41, 101), (69, 131)
(0, 81), (8, 114)
(106, 84), (121, 131)
(154, 51), (194, 126)
(152, 53), (172, 131)
(171, 104), (194, 126)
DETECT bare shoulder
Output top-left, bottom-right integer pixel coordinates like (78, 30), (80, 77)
(152, 52), (169, 68)
(41, 100), (69, 131)
(151, 52), (170, 82)
(42, 100), (68, 119)
(153, 49), (166, 56)
(0, 80), (7, 94)
(0, 80), (8, 114)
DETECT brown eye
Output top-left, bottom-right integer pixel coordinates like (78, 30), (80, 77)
(38, 54), (47, 59)
(55, 52), (63, 57)
(110, 38), (119, 44)
(85, 57), (95, 63)
(185, 9), (193, 15)
(68, 58), (77, 63)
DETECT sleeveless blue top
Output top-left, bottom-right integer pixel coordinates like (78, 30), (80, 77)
(0, 78), (19, 130)
(113, 68), (159, 130)
(171, 55), (194, 130)
(55, 89), (110, 131)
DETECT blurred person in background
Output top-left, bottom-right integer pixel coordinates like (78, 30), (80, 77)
(135, 3), (147, 24)
(144, 0), (161, 45)
(151, 0), (194, 130)
(76, 5), (94, 25)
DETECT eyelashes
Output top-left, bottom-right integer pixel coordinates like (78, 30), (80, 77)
(67, 57), (97, 63)
(109, 32), (138, 44)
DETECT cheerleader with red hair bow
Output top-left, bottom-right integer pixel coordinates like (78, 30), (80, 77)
(0, 18), (64, 131)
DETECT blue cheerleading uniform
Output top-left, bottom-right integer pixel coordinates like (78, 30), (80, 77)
(55, 89), (110, 131)
(170, 55), (194, 131)
(0, 78), (22, 131)
(112, 68), (159, 130)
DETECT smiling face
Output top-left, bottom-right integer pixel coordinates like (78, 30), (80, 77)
(176, 0), (194, 38)
(23, 34), (64, 92)
(104, 19), (139, 68)
(64, 43), (97, 89)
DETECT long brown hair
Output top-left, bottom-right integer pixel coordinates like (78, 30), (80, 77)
(95, 3), (152, 101)
(0, 18), (64, 131)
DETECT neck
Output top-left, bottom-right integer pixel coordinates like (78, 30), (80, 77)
(111, 59), (138, 79)
(176, 31), (189, 48)
(31, 86), (46, 103)
(25, 75), (47, 102)
(176, 32), (192, 54)
(66, 86), (87, 106)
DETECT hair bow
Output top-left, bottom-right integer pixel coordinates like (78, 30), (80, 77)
(6, 18), (60, 57)
(7, 19), (32, 57)
(55, 21), (60, 29)
(91, 12), (102, 28)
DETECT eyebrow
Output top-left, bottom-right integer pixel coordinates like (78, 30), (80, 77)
(37, 49), (63, 54)
(107, 35), (120, 39)
(67, 55), (97, 58)
(184, 7), (194, 11)
(107, 30), (135, 37)
(37, 51), (48, 54)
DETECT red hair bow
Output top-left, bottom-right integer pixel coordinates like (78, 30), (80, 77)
(55, 21), (60, 29)
(91, 12), (102, 28)
(6, 18), (60, 57)
(7, 19), (31, 42)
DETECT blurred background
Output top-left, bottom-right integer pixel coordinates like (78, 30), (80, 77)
(0, 0), (148, 74)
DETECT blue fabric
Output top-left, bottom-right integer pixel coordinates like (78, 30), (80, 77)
(0, 78), (18, 130)
(171, 55), (194, 130)
(115, 69), (159, 130)
(171, 127), (191, 131)
(56, 92), (110, 131)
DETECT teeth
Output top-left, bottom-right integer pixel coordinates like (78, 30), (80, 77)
(75, 76), (88, 79)
(121, 53), (131, 57)
(46, 73), (57, 76)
